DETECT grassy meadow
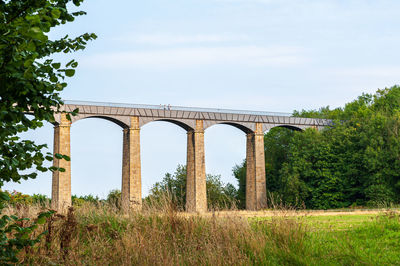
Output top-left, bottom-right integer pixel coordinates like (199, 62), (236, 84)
(5, 200), (400, 265)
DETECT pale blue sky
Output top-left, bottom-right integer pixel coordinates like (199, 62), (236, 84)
(5, 0), (400, 198)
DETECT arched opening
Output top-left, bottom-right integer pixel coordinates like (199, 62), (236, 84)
(214, 122), (252, 134)
(204, 123), (248, 207)
(149, 119), (193, 132)
(73, 115), (129, 128)
(262, 126), (299, 203)
(70, 118), (123, 199)
(272, 125), (303, 132)
(140, 121), (188, 198)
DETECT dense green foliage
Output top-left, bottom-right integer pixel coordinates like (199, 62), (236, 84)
(0, 0), (95, 263)
(1, 190), (121, 208)
(146, 165), (238, 210)
(0, 0), (96, 185)
(2, 190), (50, 207)
(234, 86), (400, 209)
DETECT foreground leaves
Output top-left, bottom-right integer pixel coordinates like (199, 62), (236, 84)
(0, 0), (96, 263)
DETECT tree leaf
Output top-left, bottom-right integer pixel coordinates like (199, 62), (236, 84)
(0, 192), (10, 201)
(52, 63), (61, 69)
(65, 69), (75, 77)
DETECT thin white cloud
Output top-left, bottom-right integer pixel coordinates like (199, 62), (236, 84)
(114, 33), (250, 46)
(81, 46), (307, 69)
(215, 0), (304, 4)
(329, 66), (400, 79)
(216, 0), (275, 3)
(185, 95), (294, 113)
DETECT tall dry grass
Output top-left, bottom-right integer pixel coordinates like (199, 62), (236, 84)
(5, 195), (309, 265)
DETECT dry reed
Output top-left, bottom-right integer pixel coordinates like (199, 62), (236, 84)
(6, 195), (309, 265)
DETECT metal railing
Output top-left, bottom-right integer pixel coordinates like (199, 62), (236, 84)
(64, 100), (292, 117)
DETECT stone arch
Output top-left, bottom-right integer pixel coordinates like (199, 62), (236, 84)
(273, 125), (303, 131)
(139, 117), (195, 131)
(69, 116), (123, 199)
(263, 124), (305, 133)
(62, 114), (130, 128)
(138, 117), (193, 210)
(204, 121), (254, 134)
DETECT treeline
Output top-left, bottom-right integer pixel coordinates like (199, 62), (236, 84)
(12, 85), (400, 210)
(153, 86), (400, 210)
(150, 86), (400, 209)
(4, 172), (238, 210)
(2, 190), (124, 208)
(146, 165), (238, 210)
(234, 85), (400, 209)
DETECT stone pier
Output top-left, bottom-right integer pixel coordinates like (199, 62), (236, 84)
(186, 120), (207, 212)
(121, 116), (142, 212)
(51, 113), (72, 211)
(246, 123), (267, 210)
(50, 101), (328, 213)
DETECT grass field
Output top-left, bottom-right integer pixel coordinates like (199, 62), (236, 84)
(8, 203), (400, 265)
(251, 212), (400, 265)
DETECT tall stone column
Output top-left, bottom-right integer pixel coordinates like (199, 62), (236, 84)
(52, 113), (71, 212)
(245, 132), (255, 210)
(186, 130), (195, 211)
(246, 123), (267, 210)
(121, 116), (142, 212)
(186, 120), (207, 212)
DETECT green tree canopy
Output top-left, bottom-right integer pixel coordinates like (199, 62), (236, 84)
(0, 0), (96, 185)
(146, 165), (238, 210)
(0, 0), (96, 263)
(234, 85), (400, 209)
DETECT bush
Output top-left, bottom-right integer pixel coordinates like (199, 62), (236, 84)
(31, 194), (51, 207)
(5, 190), (32, 205)
(145, 165), (238, 211)
(106, 189), (121, 209)
(365, 184), (396, 207)
(72, 194), (101, 206)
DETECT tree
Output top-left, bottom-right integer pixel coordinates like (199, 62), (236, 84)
(146, 165), (187, 209)
(233, 85), (400, 209)
(233, 127), (303, 209)
(146, 165), (238, 210)
(232, 161), (246, 209)
(0, 0), (96, 263)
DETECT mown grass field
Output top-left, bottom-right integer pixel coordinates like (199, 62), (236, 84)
(8, 203), (400, 265)
(250, 212), (400, 265)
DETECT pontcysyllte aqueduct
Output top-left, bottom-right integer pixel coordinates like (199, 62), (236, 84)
(51, 100), (330, 212)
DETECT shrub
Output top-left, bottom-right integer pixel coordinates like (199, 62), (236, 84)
(106, 189), (121, 209)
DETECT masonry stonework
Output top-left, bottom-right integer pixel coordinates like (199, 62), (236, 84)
(186, 120), (207, 212)
(246, 132), (255, 210)
(51, 101), (328, 213)
(254, 123), (267, 209)
(51, 113), (71, 212)
(121, 116), (142, 212)
(246, 123), (267, 210)
(186, 130), (195, 211)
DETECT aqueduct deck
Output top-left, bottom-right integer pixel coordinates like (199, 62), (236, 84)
(51, 100), (330, 212)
